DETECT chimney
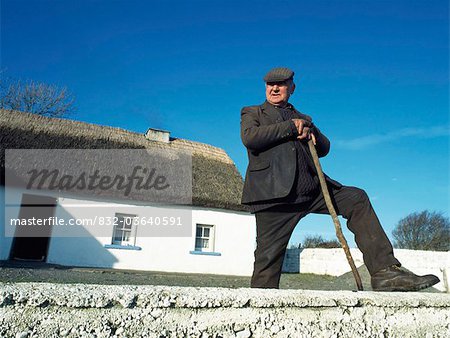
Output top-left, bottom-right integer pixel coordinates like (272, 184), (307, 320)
(145, 128), (170, 143)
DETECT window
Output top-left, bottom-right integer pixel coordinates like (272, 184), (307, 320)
(195, 224), (214, 252)
(111, 213), (137, 246)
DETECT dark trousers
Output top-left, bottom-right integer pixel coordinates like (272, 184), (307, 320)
(251, 186), (400, 288)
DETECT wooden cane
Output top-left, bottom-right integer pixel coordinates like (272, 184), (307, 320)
(307, 139), (364, 291)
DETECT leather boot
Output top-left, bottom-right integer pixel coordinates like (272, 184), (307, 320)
(371, 265), (440, 292)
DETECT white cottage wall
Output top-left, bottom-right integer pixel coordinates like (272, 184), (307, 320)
(0, 186), (15, 260)
(45, 197), (256, 276)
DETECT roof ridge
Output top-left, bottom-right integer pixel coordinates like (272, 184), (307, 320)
(0, 109), (232, 163)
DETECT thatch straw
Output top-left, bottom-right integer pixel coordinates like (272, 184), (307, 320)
(0, 109), (248, 212)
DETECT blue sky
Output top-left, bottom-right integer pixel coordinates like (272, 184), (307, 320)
(2, 0), (449, 247)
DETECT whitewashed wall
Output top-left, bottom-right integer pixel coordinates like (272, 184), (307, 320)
(0, 186), (14, 260)
(298, 248), (449, 292)
(282, 248), (300, 273)
(45, 197), (256, 276)
(5, 189), (446, 291)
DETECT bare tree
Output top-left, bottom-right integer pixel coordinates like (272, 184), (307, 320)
(302, 235), (340, 248)
(0, 74), (75, 118)
(392, 210), (449, 251)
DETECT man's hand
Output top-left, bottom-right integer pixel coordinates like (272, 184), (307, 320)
(292, 119), (310, 138)
(292, 119), (316, 145)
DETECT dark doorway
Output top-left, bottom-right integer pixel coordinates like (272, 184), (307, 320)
(10, 194), (56, 261)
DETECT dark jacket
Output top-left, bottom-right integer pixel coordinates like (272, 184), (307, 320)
(240, 101), (341, 204)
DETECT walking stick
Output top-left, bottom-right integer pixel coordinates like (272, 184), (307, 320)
(307, 139), (364, 291)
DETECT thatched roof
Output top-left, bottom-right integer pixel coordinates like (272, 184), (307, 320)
(0, 109), (248, 212)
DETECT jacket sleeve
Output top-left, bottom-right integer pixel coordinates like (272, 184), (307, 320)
(240, 106), (297, 151)
(311, 124), (330, 158)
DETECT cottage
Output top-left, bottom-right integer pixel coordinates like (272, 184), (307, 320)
(0, 109), (256, 276)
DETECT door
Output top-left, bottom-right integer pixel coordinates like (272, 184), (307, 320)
(10, 193), (56, 261)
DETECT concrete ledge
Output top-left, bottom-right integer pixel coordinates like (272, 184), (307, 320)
(1, 283), (449, 337)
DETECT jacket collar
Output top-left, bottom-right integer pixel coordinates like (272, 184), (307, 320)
(260, 100), (293, 111)
(260, 100), (294, 121)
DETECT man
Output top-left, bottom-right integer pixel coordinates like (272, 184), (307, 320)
(240, 67), (440, 291)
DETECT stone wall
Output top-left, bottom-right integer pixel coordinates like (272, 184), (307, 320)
(281, 248), (300, 273)
(284, 248), (449, 292)
(1, 283), (449, 337)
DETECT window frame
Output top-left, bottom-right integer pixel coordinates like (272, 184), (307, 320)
(194, 223), (215, 252)
(111, 212), (138, 247)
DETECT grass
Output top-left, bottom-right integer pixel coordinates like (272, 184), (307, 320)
(0, 261), (439, 292)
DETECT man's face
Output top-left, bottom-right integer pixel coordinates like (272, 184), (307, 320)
(265, 80), (295, 106)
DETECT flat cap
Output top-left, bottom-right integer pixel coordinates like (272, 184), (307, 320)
(263, 67), (294, 83)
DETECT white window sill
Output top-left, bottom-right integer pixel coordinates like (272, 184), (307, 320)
(104, 244), (142, 251)
(189, 250), (221, 256)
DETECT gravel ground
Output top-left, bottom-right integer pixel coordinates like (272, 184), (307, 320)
(0, 261), (439, 292)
